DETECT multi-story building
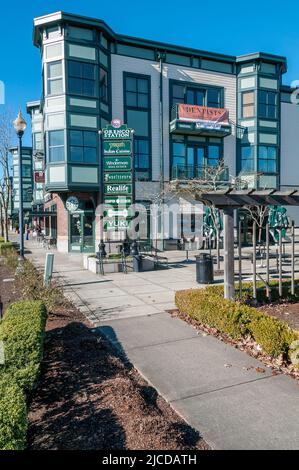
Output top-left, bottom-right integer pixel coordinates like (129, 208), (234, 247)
(29, 10), (299, 253)
(9, 146), (33, 227)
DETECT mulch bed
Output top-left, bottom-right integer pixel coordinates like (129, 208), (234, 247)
(27, 303), (209, 450)
(0, 259), (21, 312)
(168, 308), (299, 382)
(258, 302), (299, 331)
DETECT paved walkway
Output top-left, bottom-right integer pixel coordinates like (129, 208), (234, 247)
(22, 238), (299, 450)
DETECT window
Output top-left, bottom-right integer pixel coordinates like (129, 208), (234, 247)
(172, 142), (185, 167)
(47, 61), (63, 95)
(124, 73), (151, 179)
(100, 68), (108, 103)
(48, 130), (64, 162)
(171, 83), (222, 108)
(240, 146), (254, 172)
(33, 132), (43, 150)
(134, 139), (150, 181)
(258, 146), (277, 173)
(125, 76), (149, 108)
(259, 91), (277, 119)
(69, 130), (97, 163)
(242, 91), (255, 118)
(207, 145), (221, 166)
(68, 60), (96, 97)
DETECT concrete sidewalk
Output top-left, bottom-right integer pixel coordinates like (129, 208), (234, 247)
(23, 239), (299, 450)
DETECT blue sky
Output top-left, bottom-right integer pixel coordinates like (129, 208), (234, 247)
(1, 0), (299, 146)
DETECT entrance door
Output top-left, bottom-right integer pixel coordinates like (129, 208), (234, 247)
(69, 211), (95, 253)
(187, 145), (205, 178)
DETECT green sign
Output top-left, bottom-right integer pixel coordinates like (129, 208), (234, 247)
(104, 183), (132, 195)
(104, 207), (132, 218)
(104, 196), (132, 206)
(102, 124), (133, 140)
(104, 156), (132, 171)
(105, 219), (131, 230)
(104, 172), (132, 183)
(103, 140), (132, 156)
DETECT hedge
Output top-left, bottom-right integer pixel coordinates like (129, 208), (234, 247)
(175, 286), (297, 358)
(0, 241), (14, 255)
(0, 301), (47, 392)
(0, 300), (47, 450)
(0, 376), (27, 450)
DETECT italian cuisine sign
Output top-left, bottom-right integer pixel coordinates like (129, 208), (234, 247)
(101, 120), (134, 231)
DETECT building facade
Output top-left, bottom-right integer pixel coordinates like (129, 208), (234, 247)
(29, 10), (299, 253)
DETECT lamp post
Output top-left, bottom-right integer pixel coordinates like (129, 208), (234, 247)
(13, 111), (27, 258)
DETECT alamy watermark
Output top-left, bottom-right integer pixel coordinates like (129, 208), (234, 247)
(0, 341), (5, 365)
(0, 81), (5, 105)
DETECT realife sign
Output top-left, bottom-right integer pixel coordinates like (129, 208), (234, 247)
(178, 104), (229, 124)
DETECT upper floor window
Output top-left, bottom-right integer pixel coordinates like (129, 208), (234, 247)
(48, 130), (65, 162)
(259, 91), (277, 119)
(258, 146), (277, 173)
(69, 130), (97, 163)
(242, 91), (255, 118)
(100, 68), (108, 103)
(171, 83), (222, 108)
(125, 76), (149, 109)
(240, 145), (254, 172)
(68, 60), (96, 97)
(134, 138), (150, 181)
(33, 132), (43, 151)
(47, 61), (63, 96)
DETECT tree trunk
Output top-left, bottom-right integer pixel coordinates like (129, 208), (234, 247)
(3, 207), (8, 242)
(0, 204), (3, 237)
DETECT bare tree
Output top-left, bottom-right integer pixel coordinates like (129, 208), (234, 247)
(0, 110), (14, 242)
(243, 205), (269, 249)
(170, 161), (246, 268)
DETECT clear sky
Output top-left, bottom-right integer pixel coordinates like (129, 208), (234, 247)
(1, 0), (298, 146)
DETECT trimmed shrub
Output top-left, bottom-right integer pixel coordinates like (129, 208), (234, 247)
(0, 376), (27, 450)
(0, 301), (47, 392)
(175, 287), (296, 358)
(0, 242), (14, 255)
(0, 237), (4, 243)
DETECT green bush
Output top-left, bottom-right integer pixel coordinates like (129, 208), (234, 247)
(175, 287), (296, 358)
(0, 376), (27, 450)
(0, 241), (14, 255)
(0, 236), (4, 243)
(0, 300), (47, 392)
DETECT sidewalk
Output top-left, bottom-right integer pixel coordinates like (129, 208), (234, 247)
(23, 238), (299, 450)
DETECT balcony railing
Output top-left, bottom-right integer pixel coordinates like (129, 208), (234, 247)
(170, 104), (232, 137)
(171, 164), (230, 182)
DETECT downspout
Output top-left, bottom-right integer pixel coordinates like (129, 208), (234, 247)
(157, 51), (165, 248)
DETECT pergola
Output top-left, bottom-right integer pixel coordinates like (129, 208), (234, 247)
(193, 189), (299, 300)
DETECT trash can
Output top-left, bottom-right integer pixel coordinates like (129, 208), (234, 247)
(195, 253), (214, 284)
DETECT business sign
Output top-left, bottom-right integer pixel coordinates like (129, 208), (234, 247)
(34, 171), (45, 183)
(104, 156), (132, 171)
(102, 124), (133, 140)
(66, 196), (79, 212)
(103, 140), (132, 156)
(104, 183), (132, 195)
(104, 196), (132, 206)
(101, 120), (134, 232)
(104, 172), (132, 183)
(177, 104), (229, 124)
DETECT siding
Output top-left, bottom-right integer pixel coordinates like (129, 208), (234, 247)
(111, 54), (237, 185)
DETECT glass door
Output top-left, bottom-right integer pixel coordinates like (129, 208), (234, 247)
(82, 212), (94, 253)
(187, 145), (205, 178)
(70, 213), (82, 252)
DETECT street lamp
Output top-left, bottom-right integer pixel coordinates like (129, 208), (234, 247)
(13, 111), (27, 257)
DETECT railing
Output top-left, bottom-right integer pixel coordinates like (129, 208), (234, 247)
(171, 164), (230, 181)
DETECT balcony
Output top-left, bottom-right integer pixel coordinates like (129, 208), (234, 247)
(171, 164), (230, 183)
(170, 104), (232, 137)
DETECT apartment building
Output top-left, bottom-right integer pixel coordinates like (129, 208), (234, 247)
(29, 10), (299, 253)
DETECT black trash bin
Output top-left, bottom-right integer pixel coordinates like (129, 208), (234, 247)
(195, 253), (214, 284)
